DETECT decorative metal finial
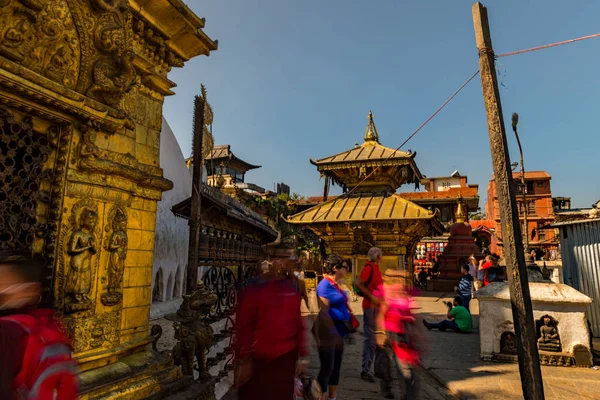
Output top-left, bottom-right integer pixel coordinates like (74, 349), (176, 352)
(364, 110), (380, 143)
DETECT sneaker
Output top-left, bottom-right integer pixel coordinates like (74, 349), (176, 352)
(422, 320), (432, 331)
(360, 372), (375, 383)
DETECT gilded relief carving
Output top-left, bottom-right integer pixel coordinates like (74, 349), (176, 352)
(58, 198), (100, 314)
(101, 206), (127, 306)
(64, 206), (98, 314)
(66, 311), (121, 353)
(0, 0), (80, 88)
(76, 123), (173, 191)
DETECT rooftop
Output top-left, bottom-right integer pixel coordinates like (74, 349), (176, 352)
(397, 186), (479, 201)
(203, 144), (260, 171)
(171, 184), (277, 239)
(309, 112), (423, 192)
(490, 171), (551, 181)
(284, 192), (437, 225)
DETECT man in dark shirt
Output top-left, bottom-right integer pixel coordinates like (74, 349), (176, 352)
(0, 256), (42, 397)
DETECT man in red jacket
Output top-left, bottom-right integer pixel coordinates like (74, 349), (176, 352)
(235, 260), (308, 400)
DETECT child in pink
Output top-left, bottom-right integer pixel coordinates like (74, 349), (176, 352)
(375, 269), (419, 399)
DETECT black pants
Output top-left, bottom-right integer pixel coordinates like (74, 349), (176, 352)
(317, 343), (344, 392)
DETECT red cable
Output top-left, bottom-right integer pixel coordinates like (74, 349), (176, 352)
(498, 32), (600, 58)
(307, 70), (480, 222)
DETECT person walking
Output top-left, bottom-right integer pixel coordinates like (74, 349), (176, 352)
(313, 254), (355, 400)
(354, 247), (384, 383)
(0, 256), (79, 399)
(375, 269), (420, 400)
(235, 259), (308, 400)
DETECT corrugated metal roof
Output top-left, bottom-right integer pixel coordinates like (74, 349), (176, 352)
(284, 193), (436, 224)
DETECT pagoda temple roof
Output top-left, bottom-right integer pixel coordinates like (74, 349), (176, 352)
(284, 193), (439, 225)
(197, 144), (261, 172)
(310, 141), (417, 169)
(309, 112), (423, 192)
(171, 183), (277, 240)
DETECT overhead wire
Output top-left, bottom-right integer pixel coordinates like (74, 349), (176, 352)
(299, 31), (600, 223)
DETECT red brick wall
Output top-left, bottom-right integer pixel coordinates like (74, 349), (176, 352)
(485, 175), (557, 257)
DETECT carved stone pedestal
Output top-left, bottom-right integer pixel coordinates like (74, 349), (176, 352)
(475, 281), (593, 367)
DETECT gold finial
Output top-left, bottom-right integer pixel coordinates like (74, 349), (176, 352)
(364, 110), (380, 143)
(456, 196), (465, 223)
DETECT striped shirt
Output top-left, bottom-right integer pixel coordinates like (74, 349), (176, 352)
(458, 274), (473, 297)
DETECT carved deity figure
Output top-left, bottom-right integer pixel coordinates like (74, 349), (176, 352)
(66, 209), (97, 304)
(107, 209), (127, 293)
(538, 315), (561, 352)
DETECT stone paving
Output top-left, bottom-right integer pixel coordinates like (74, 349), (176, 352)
(413, 292), (600, 400)
(302, 291), (456, 400)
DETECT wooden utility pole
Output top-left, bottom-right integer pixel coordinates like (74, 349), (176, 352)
(186, 86), (206, 294)
(472, 3), (545, 399)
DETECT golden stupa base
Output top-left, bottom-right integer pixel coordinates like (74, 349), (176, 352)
(77, 347), (205, 400)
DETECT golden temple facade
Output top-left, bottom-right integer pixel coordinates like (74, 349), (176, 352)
(0, 0), (216, 397)
(286, 112), (443, 278)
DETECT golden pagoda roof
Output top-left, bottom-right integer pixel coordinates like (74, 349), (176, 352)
(283, 193), (436, 224)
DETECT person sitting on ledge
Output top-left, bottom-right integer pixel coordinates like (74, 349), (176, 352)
(422, 295), (472, 334)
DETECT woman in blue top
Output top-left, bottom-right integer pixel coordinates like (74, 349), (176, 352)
(313, 254), (351, 400)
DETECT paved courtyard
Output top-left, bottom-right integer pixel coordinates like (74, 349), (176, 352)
(412, 292), (600, 400)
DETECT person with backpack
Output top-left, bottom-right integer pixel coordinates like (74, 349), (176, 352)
(354, 247), (384, 383)
(312, 254), (358, 400)
(235, 259), (308, 400)
(0, 256), (79, 399)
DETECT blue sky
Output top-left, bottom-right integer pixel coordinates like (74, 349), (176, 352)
(163, 0), (599, 209)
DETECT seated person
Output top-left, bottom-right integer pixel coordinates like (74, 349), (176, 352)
(422, 296), (472, 333)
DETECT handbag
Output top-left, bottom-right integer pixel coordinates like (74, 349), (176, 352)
(325, 277), (360, 333)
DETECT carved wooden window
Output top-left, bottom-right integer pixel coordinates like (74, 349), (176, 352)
(0, 109), (51, 256)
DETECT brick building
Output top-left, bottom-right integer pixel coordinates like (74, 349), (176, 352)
(399, 170), (480, 230)
(485, 171), (559, 259)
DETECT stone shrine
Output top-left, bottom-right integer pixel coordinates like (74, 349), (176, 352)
(433, 199), (482, 291)
(475, 280), (593, 367)
(0, 0), (217, 397)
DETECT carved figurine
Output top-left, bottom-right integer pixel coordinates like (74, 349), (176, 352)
(102, 208), (127, 305)
(538, 315), (561, 352)
(166, 280), (217, 380)
(65, 208), (97, 311)
(86, 50), (136, 109)
(172, 322), (197, 376)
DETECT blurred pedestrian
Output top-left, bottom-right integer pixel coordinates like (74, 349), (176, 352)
(375, 269), (420, 399)
(354, 247), (384, 383)
(235, 259), (308, 400)
(0, 256), (79, 399)
(313, 254), (357, 400)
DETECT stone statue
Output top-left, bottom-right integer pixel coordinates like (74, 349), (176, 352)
(538, 315), (561, 352)
(166, 280), (217, 380)
(172, 322), (197, 376)
(102, 208), (127, 305)
(65, 208), (97, 312)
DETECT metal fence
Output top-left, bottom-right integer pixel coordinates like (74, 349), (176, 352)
(558, 219), (600, 336)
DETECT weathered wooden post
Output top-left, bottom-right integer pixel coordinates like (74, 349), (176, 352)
(187, 87), (206, 294)
(472, 3), (545, 399)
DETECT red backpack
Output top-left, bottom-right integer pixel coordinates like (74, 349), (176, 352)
(0, 309), (79, 400)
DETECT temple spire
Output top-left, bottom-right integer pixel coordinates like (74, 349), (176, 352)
(364, 110), (380, 143)
(456, 195), (465, 223)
